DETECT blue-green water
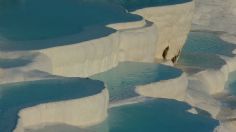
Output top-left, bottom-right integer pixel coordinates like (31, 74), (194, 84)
(0, 78), (104, 132)
(0, 58), (31, 69)
(178, 32), (236, 70)
(91, 62), (182, 101)
(0, 0), (141, 50)
(181, 32), (236, 57)
(114, 0), (192, 11)
(0, 54), (36, 69)
(0, 0), (191, 51)
(104, 99), (218, 132)
(32, 99), (219, 132)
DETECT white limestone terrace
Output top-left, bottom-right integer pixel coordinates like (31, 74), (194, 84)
(190, 1), (236, 130)
(0, 0), (195, 132)
(176, 32), (236, 132)
(0, 0), (194, 78)
(0, 78), (108, 132)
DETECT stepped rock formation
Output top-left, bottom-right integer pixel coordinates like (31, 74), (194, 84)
(0, 1), (195, 132)
(39, 1), (195, 77)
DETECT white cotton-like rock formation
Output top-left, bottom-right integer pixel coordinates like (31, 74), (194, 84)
(214, 121), (236, 132)
(0, 1), (195, 79)
(34, 1), (195, 77)
(135, 72), (188, 101)
(132, 1), (195, 60)
(13, 88), (109, 132)
(38, 21), (159, 77)
(183, 54), (236, 118)
(187, 108), (198, 115)
(193, 0), (236, 34)
(0, 1), (195, 132)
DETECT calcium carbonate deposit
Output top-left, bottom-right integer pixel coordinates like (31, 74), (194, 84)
(2, 0), (236, 132)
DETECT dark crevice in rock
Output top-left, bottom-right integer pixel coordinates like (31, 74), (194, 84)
(171, 50), (181, 63)
(162, 46), (169, 60)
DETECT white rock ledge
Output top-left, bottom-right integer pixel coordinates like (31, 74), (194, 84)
(132, 1), (195, 60)
(135, 72), (188, 101)
(13, 88), (109, 132)
(36, 1), (195, 77)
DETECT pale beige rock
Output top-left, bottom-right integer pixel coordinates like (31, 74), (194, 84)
(35, 1), (195, 77)
(136, 73), (188, 101)
(13, 89), (109, 132)
(215, 121), (236, 132)
(187, 108), (198, 115)
(132, 1), (195, 60)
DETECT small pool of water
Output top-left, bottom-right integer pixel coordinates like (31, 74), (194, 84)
(103, 99), (218, 132)
(0, 58), (31, 69)
(0, 0), (141, 50)
(181, 32), (236, 56)
(178, 32), (236, 71)
(0, 78), (104, 132)
(91, 62), (182, 101)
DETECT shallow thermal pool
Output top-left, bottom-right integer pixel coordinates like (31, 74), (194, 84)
(91, 62), (182, 101)
(0, 78), (104, 132)
(0, 0), (191, 51)
(178, 32), (236, 72)
(30, 99), (219, 132)
(0, 0), (140, 50)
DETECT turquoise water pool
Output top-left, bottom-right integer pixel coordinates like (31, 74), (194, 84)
(0, 0), (141, 50)
(104, 99), (218, 132)
(0, 78), (104, 132)
(0, 0), (191, 51)
(0, 58), (31, 69)
(115, 0), (192, 11)
(178, 32), (236, 70)
(91, 62), (182, 101)
(181, 32), (236, 57)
